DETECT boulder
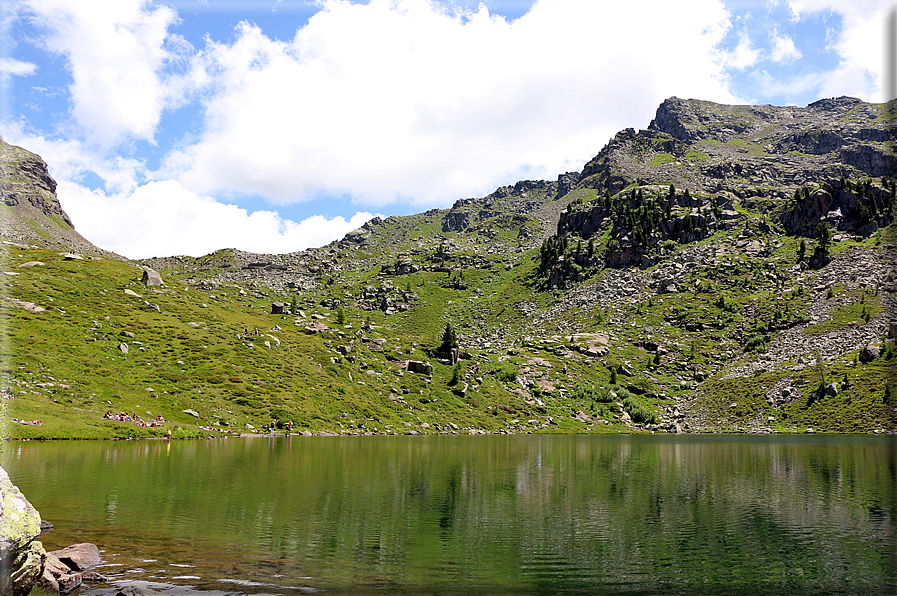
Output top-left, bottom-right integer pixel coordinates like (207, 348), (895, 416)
(0, 465), (47, 596)
(141, 268), (164, 286)
(303, 322), (330, 334)
(40, 552), (79, 593)
(859, 344), (880, 364)
(51, 543), (101, 571)
(406, 360), (433, 375)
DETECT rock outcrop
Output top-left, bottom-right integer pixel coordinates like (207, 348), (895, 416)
(39, 543), (102, 593)
(0, 466), (46, 596)
(578, 96), (896, 196)
(0, 136), (117, 257)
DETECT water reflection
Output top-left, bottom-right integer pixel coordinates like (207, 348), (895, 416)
(4, 435), (896, 595)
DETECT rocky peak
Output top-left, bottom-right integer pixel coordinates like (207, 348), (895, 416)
(0, 136), (115, 256)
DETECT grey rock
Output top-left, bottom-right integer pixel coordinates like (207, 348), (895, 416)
(40, 552), (82, 594)
(859, 344), (880, 363)
(141, 268), (164, 286)
(0, 465), (47, 596)
(406, 360), (433, 375)
(51, 543), (101, 571)
(182, 409), (200, 418)
(118, 343), (129, 354)
(81, 571), (109, 582)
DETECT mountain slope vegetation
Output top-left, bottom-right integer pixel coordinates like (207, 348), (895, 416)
(2, 97), (895, 438)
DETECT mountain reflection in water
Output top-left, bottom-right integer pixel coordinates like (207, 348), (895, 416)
(4, 434), (895, 595)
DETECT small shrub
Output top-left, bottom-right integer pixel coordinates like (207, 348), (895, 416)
(622, 396), (657, 424)
(449, 363), (463, 386)
(571, 383), (617, 403)
(744, 334), (770, 353)
(492, 363), (518, 383)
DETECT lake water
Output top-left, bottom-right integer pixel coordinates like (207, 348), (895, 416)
(4, 435), (896, 595)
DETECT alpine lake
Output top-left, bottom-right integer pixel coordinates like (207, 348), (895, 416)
(4, 434), (896, 595)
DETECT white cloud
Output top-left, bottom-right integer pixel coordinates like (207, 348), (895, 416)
(786, 0), (891, 101)
(22, 0), (198, 147)
(722, 32), (762, 70)
(8, 0), (752, 258)
(770, 28), (802, 62)
(162, 0), (737, 207)
(0, 122), (143, 193)
(0, 57), (37, 81)
(57, 179), (378, 259)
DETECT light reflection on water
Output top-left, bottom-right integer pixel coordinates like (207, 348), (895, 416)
(4, 434), (896, 595)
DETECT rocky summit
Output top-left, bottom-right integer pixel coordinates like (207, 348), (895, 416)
(1, 97), (895, 439)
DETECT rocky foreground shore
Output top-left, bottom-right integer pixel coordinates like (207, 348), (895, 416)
(0, 466), (118, 596)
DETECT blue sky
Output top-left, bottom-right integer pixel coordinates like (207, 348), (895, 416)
(0, 0), (893, 258)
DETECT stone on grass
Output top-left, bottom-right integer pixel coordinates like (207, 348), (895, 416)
(406, 360), (433, 375)
(859, 344), (879, 364)
(142, 268), (164, 286)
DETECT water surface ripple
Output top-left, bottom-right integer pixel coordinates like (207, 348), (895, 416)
(4, 434), (895, 595)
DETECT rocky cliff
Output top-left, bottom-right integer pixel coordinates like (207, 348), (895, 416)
(0, 136), (115, 257)
(579, 96), (895, 195)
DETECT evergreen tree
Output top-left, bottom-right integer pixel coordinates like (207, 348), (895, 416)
(439, 322), (458, 353)
(815, 222), (832, 253)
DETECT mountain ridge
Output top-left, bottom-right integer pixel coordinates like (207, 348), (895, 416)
(1, 96), (895, 439)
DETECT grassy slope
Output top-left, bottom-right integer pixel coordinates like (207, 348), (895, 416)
(2, 207), (895, 439)
(1, 245), (634, 438)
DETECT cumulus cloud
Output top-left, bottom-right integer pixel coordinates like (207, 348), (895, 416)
(786, 0), (890, 101)
(58, 179), (378, 259)
(9, 0), (752, 258)
(770, 28), (802, 62)
(723, 32), (762, 69)
(22, 0), (200, 148)
(0, 57), (37, 81)
(162, 0), (737, 207)
(0, 121), (144, 193)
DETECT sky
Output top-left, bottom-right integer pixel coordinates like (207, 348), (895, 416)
(0, 0), (894, 259)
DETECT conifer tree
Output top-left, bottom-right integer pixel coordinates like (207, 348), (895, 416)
(439, 322), (458, 353)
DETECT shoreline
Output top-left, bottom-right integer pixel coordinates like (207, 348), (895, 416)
(5, 428), (897, 442)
